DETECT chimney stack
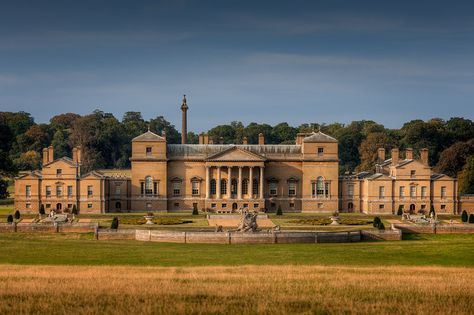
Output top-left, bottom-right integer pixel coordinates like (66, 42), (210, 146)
(377, 147), (385, 163)
(42, 148), (49, 165)
(420, 148), (429, 166)
(161, 130), (167, 140)
(258, 133), (265, 145)
(405, 148), (413, 160)
(72, 147), (78, 165)
(180, 95), (188, 144)
(242, 136), (248, 145)
(296, 133), (306, 145)
(48, 145), (54, 163)
(391, 148), (399, 166)
(199, 134), (204, 144)
(203, 134), (209, 145)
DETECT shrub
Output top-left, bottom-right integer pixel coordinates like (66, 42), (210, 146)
(378, 222), (385, 230)
(39, 204), (45, 215)
(276, 205), (283, 216)
(192, 203), (199, 215)
(417, 209), (425, 215)
(397, 206), (403, 216)
(461, 210), (468, 222)
(469, 214), (474, 224)
(72, 205), (78, 215)
(111, 217), (119, 229)
(373, 216), (381, 228)
(7, 215), (13, 223)
(14, 210), (20, 220)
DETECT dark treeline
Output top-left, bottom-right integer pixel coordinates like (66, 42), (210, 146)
(1, 111), (474, 196)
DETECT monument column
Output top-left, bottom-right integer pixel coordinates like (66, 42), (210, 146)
(249, 166), (254, 199)
(259, 166), (264, 199)
(216, 166), (221, 199)
(205, 166), (210, 199)
(227, 166), (232, 199)
(238, 166), (243, 199)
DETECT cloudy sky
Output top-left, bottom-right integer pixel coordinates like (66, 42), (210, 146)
(0, 0), (473, 132)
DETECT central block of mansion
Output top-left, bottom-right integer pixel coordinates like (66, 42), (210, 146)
(15, 130), (460, 214)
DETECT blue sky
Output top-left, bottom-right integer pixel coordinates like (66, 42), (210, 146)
(0, 0), (473, 132)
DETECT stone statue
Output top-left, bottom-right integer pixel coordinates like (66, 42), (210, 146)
(236, 208), (259, 232)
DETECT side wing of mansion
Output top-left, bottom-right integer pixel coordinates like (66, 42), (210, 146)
(15, 130), (468, 214)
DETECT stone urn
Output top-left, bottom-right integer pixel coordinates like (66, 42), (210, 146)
(330, 211), (340, 225)
(144, 213), (155, 225)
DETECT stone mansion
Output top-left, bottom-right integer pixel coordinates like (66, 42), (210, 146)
(15, 97), (464, 214)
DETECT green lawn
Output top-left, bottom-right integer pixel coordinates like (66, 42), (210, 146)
(0, 233), (473, 267)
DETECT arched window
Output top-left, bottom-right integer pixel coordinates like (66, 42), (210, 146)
(242, 179), (248, 195)
(145, 176), (153, 195)
(220, 179), (227, 195)
(317, 177), (324, 197)
(288, 181), (296, 196)
(348, 202), (354, 212)
(231, 179), (238, 195)
(210, 179), (216, 195)
(253, 179), (258, 195)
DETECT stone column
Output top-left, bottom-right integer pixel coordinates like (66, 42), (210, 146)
(205, 166), (210, 199)
(227, 166), (232, 199)
(249, 166), (254, 199)
(238, 166), (243, 199)
(216, 166), (221, 199)
(259, 166), (264, 199)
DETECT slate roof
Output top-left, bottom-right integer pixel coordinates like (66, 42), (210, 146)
(302, 131), (337, 143)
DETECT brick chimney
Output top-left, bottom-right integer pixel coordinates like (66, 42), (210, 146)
(48, 145), (54, 163)
(203, 134), (209, 145)
(295, 133), (306, 145)
(42, 148), (49, 165)
(242, 136), (248, 145)
(258, 133), (265, 145)
(391, 148), (399, 166)
(199, 134), (204, 144)
(405, 148), (413, 160)
(420, 148), (429, 166)
(377, 148), (385, 163)
(72, 146), (82, 165)
(72, 147), (78, 164)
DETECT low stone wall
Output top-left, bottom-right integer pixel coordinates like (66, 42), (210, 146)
(0, 222), (98, 233)
(361, 228), (402, 241)
(97, 229), (136, 240)
(393, 223), (474, 234)
(134, 230), (362, 244)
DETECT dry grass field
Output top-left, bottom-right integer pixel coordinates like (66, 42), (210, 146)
(0, 264), (473, 315)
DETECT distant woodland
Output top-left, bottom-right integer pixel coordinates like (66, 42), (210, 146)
(1, 110), (474, 197)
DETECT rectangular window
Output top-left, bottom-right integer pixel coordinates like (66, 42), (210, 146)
(441, 186), (446, 198)
(174, 202), (179, 207)
(289, 202), (295, 208)
(26, 203), (31, 209)
(67, 204), (72, 209)
(192, 181), (199, 196)
(56, 186), (62, 197)
(173, 182), (181, 196)
(399, 186), (405, 198)
(115, 184), (121, 195)
(67, 186), (73, 197)
(441, 204), (446, 210)
(154, 182), (158, 195)
(222, 203), (227, 208)
(421, 204), (426, 210)
(26, 185), (31, 197)
(421, 186), (427, 199)
(288, 182), (296, 196)
(379, 204), (384, 209)
(348, 184), (354, 197)
(410, 170), (416, 178)
(269, 182), (277, 196)
(46, 204), (51, 208)
(317, 203), (323, 209)
(243, 203), (248, 208)
(46, 186), (51, 197)
(87, 185), (93, 198)
(254, 203), (259, 208)
(211, 203), (216, 208)
(140, 182), (144, 195)
(410, 186), (416, 198)
(317, 147), (324, 157)
(56, 169), (62, 176)
(146, 147), (152, 156)
(87, 203), (92, 208)
(379, 186), (385, 199)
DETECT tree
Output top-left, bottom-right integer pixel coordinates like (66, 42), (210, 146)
(72, 205), (78, 215)
(13, 150), (41, 171)
(111, 216), (119, 229)
(50, 113), (81, 130)
(378, 222), (385, 230)
(276, 205), (283, 215)
(373, 216), (382, 228)
(149, 116), (180, 144)
(192, 203), (199, 215)
(469, 214), (474, 224)
(7, 214), (13, 223)
(0, 178), (9, 199)
(52, 129), (71, 158)
(39, 204), (45, 215)
(14, 210), (20, 220)
(434, 142), (474, 177)
(461, 210), (468, 222)
(459, 157), (474, 195)
(357, 132), (397, 172)
(397, 205), (403, 216)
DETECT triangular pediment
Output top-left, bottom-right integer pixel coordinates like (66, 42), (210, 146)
(206, 146), (266, 162)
